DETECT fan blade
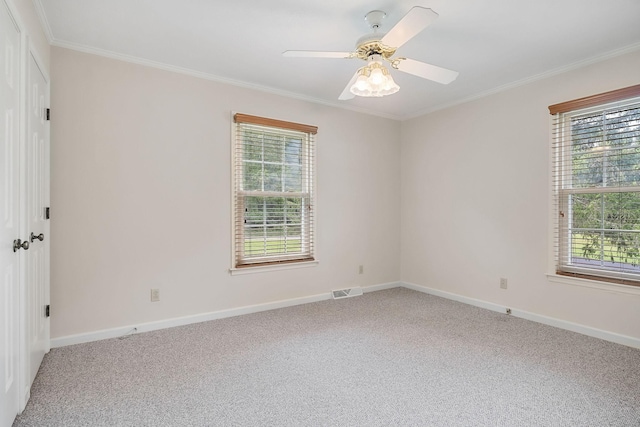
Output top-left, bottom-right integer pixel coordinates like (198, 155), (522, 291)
(395, 58), (458, 84)
(338, 71), (360, 100)
(283, 50), (353, 59)
(381, 7), (438, 48)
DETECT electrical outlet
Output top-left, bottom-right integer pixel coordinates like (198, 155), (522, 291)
(150, 289), (160, 302)
(358, 265), (364, 274)
(500, 278), (508, 289)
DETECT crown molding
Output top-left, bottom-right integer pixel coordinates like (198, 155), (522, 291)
(50, 39), (403, 122)
(34, 4), (640, 123)
(403, 41), (640, 121)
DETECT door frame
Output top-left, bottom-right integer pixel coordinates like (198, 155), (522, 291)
(4, 0), (51, 414)
(4, 0), (31, 413)
(22, 45), (51, 399)
(18, 43), (50, 411)
(1, 0), (24, 424)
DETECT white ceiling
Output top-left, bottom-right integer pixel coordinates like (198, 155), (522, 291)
(36, 0), (640, 120)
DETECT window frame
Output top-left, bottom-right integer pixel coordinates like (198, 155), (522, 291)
(549, 85), (640, 288)
(230, 113), (318, 273)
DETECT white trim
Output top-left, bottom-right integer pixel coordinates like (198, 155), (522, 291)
(50, 283), (399, 348)
(401, 281), (640, 349)
(50, 280), (640, 350)
(50, 40), (403, 121)
(512, 306), (640, 350)
(28, 41), (51, 359)
(20, 389), (29, 414)
(25, 3), (640, 122)
(229, 260), (319, 275)
(41, 26), (640, 122)
(362, 281), (401, 293)
(52, 291), (330, 348)
(402, 281), (506, 314)
(547, 114), (557, 284)
(31, 0), (53, 43)
(546, 273), (640, 295)
(550, 97), (640, 288)
(231, 116), (317, 273)
(28, 41), (49, 83)
(3, 0), (30, 415)
(56, 37), (639, 122)
(404, 41), (640, 120)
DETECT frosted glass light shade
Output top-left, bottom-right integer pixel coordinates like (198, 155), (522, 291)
(350, 62), (400, 98)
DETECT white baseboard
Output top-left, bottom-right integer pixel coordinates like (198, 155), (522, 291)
(19, 389), (30, 414)
(362, 281), (401, 293)
(51, 282), (401, 348)
(51, 292), (330, 348)
(401, 281), (640, 350)
(402, 281), (506, 314)
(52, 280), (638, 350)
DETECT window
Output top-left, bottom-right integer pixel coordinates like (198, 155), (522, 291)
(232, 113), (316, 269)
(550, 85), (640, 286)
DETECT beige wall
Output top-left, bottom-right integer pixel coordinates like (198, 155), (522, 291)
(51, 41), (640, 342)
(401, 50), (640, 339)
(50, 47), (401, 338)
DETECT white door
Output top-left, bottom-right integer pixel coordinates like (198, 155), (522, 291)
(25, 52), (50, 387)
(0, 1), (22, 425)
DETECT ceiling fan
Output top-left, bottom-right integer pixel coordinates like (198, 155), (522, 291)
(283, 7), (459, 100)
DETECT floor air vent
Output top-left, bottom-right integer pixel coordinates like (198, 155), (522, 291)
(332, 287), (363, 299)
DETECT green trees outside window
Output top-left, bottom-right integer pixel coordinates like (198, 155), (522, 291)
(233, 116), (315, 268)
(564, 103), (640, 274)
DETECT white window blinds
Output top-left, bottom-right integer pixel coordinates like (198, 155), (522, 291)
(232, 114), (316, 268)
(550, 86), (640, 286)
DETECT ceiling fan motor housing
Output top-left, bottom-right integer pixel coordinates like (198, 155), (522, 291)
(355, 35), (396, 60)
(356, 10), (397, 60)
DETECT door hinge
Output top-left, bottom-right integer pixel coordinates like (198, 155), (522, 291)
(46, 108), (50, 121)
(45, 207), (50, 219)
(45, 305), (50, 317)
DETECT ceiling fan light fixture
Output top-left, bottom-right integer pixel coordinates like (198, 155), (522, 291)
(369, 67), (385, 85)
(354, 73), (370, 91)
(349, 61), (400, 97)
(380, 73), (400, 94)
(285, 7), (458, 101)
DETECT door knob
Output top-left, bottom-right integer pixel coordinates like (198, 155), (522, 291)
(30, 232), (44, 242)
(13, 239), (29, 252)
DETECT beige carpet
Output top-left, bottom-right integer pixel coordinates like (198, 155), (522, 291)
(13, 288), (640, 426)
